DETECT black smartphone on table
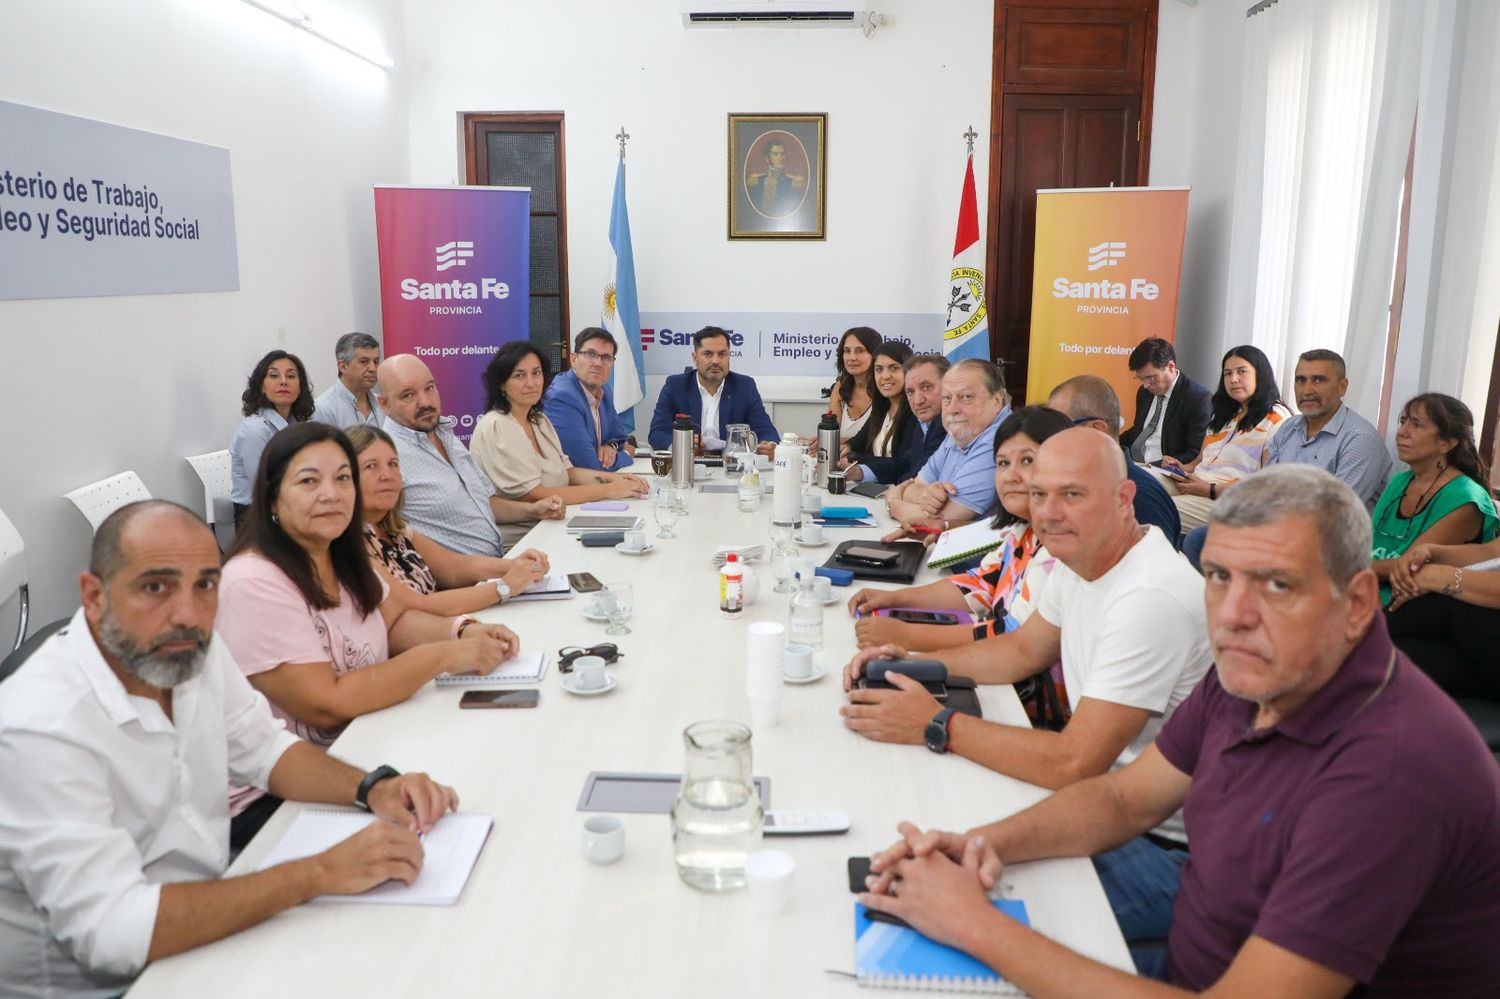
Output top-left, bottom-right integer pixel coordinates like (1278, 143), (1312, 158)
(841, 544), (900, 568)
(460, 689), (540, 709)
(887, 609), (960, 626)
(848, 856), (911, 927)
(568, 572), (603, 593)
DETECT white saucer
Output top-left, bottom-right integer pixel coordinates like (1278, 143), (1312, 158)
(615, 543), (655, 556)
(561, 673), (619, 696)
(820, 593), (841, 607)
(784, 665), (827, 685)
(794, 535), (830, 548)
(582, 606), (610, 622)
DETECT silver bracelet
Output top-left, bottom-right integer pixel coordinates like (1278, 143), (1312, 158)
(1441, 567), (1463, 596)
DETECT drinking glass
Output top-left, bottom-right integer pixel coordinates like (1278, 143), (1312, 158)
(769, 539), (798, 594)
(654, 487), (680, 539)
(673, 483), (693, 518)
(602, 583), (633, 636)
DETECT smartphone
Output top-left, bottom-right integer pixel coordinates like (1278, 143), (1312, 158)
(568, 572), (603, 593)
(1162, 465), (1192, 480)
(842, 544), (899, 568)
(459, 689), (540, 709)
(888, 609), (960, 626)
(848, 856), (912, 928)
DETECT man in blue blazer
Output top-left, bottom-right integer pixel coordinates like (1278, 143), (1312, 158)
(648, 326), (779, 452)
(843, 353), (949, 486)
(543, 327), (635, 472)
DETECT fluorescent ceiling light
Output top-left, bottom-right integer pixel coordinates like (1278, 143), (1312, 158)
(240, 0), (395, 70)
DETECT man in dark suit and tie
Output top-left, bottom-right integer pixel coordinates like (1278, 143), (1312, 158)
(647, 326), (779, 452)
(1120, 337), (1213, 466)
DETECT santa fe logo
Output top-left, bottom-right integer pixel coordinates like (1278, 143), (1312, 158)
(1052, 241), (1158, 302)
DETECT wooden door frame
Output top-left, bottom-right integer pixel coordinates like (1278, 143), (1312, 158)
(460, 111), (571, 366)
(1482, 314), (1500, 494)
(985, 0), (1159, 369)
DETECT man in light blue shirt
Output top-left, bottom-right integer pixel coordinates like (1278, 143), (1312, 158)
(312, 332), (383, 429)
(376, 355), (562, 557)
(884, 359), (1010, 528)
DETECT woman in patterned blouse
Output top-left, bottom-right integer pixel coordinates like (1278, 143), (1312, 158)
(846, 406), (1073, 652)
(345, 424), (551, 616)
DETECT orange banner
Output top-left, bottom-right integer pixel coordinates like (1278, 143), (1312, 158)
(1025, 188), (1190, 415)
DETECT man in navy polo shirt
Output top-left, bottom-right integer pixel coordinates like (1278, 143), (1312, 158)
(856, 465), (1500, 996)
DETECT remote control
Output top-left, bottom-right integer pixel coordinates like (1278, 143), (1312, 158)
(762, 809), (851, 836)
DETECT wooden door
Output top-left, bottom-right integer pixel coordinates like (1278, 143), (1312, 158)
(987, 1), (1157, 402)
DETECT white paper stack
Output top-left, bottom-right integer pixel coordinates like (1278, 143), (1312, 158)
(711, 544), (764, 566)
(746, 621), (786, 728)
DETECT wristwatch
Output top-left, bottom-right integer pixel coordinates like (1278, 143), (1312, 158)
(924, 708), (958, 754)
(354, 765), (400, 812)
(485, 578), (512, 603)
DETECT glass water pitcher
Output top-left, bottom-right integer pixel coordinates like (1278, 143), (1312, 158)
(723, 424), (758, 479)
(670, 721), (764, 892)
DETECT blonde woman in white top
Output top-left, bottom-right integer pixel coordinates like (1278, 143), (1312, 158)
(470, 342), (650, 511)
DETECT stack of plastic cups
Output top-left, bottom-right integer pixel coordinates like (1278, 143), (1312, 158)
(745, 621), (787, 728)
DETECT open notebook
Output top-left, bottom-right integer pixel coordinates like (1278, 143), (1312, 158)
(434, 650), (548, 687)
(506, 573), (573, 602)
(854, 898), (1029, 992)
(257, 809), (493, 906)
(926, 521), (1007, 570)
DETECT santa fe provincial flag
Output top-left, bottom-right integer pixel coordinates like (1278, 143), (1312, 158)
(604, 157), (644, 431)
(943, 154), (989, 361)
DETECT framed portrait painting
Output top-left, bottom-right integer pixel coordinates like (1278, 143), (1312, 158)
(728, 113), (826, 240)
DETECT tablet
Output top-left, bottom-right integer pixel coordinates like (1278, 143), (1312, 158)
(577, 771), (772, 814)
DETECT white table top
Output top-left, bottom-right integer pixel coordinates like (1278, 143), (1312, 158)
(130, 466), (1129, 997)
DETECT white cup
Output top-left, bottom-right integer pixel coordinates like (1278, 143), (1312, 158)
(783, 643), (816, 680)
(812, 577), (833, 603)
(746, 849), (795, 915)
(622, 529), (646, 551)
(754, 453), (772, 471)
(582, 815), (625, 865)
(801, 491), (821, 513)
(572, 655), (608, 690)
(748, 690), (781, 728)
(799, 522), (824, 545)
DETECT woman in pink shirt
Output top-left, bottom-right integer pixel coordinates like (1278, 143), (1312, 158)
(217, 422), (519, 846)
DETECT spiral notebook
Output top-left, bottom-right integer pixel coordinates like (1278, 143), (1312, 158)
(257, 809), (493, 906)
(853, 898), (1029, 992)
(433, 651), (548, 686)
(926, 521), (1007, 570)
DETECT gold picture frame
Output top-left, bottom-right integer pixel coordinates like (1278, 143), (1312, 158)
(727, 113), (827, 240)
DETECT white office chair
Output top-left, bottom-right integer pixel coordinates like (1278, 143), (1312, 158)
(185, 449), (236, 549)
(0, 506), (29, 653)
(63, 471), (151, 532)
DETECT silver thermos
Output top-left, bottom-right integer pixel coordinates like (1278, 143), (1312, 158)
(816, 412), (840, 489)
(671, 413), (695, 489)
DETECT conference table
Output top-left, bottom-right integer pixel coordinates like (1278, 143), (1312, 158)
(131, 463), (1131, 997)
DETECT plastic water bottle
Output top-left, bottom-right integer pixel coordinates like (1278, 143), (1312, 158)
(737, 467), (761, 512)
(720, 553), (744, 619)
(788, 570), (823, 648)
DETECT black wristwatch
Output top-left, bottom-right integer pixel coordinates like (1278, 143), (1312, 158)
(354, 765), (400, 812)
(924, 708), (958, 754)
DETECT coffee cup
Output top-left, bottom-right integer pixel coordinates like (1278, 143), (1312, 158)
(572, 655), (608, 690)
(826, 471), (847, 495)
(582, 814), (625, 865)
(622, 529), (646, 552)
(754, 453), (772, 471)
(783, 643), (816, 680)
(801, 491), (821, 513)
(812, 577), (833, 603)
(799, 522), (824, 545)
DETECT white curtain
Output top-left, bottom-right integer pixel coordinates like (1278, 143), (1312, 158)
(1220, 0), (1421, 419)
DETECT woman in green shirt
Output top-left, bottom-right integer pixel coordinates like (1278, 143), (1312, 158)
(1370, 393), (1497, 604)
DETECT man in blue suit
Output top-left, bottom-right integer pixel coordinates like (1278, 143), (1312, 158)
(843, 353), (949, 486)
(648, 326), (779, 452)
(543, 327), (635, 472)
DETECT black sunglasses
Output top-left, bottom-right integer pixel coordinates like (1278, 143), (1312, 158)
(558, 644), (622, 672)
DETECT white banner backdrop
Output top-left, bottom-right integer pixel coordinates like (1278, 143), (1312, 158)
(0, 100), (238, 300)
(637, 311), (944, 378)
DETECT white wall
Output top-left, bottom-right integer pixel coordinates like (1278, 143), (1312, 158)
(0, 0), (409, 638)
(1149, 0), (1246, 387)
(402, 0), (995, 352)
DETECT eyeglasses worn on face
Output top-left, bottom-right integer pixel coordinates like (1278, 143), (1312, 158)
(576, 350), (615, 364)
(557, 643), (622, 672)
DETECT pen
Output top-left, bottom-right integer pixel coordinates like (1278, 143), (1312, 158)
(908, 524), (942, 535)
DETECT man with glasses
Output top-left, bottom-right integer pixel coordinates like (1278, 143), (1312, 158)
(544, 327), (637, 472)
(883, 359), (1010, 529)
(1120, 337), (1213, 466)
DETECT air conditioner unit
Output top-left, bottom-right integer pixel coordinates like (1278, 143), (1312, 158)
(680, 2), (871, 28)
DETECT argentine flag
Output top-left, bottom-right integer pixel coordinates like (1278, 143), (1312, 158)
(603, 158), (644, 432)
(943, 153), (990, 362)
